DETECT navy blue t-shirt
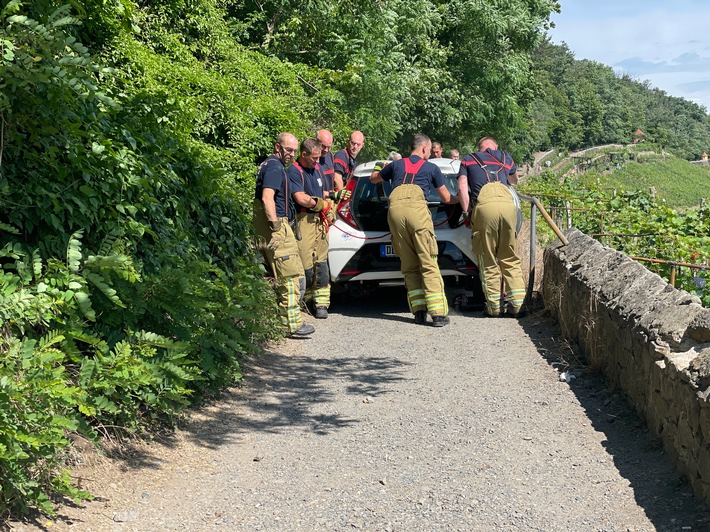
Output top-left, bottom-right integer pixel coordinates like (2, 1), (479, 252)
(288, 162), (326, 212)
(254, 155), (290, 219)
(319, 152), (335, 192)
(333, 148), (356, 184)
(379, 155), (447, 198)
(458, 149), (517, 202)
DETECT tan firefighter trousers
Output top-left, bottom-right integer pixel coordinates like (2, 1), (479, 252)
(387, 184), (448, 317)
(296, 212), (330, 309)
(471, 182), (526, 315)
(253, 199), (306, 333)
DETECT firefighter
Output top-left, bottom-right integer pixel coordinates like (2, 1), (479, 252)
(288, 138), (333, 319)
(333, 130), (364, 191)
(370, 134), (460, 327)
(317, 129), (335, 192)
(253, 132), (315, 337)
(317, 128), (351, 204)
(457, 136), (526, 317)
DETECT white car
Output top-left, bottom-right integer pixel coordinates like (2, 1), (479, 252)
(328, 158), (482, 298)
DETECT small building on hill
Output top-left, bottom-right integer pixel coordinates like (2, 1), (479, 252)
(633, 129), (645, 144)
(702, 151), (708, 161)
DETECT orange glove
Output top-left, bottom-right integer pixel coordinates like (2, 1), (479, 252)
(318, 201), (332, 231)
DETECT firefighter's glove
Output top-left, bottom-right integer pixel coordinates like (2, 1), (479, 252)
(318, 201), (333, 230)
(329, 189), (351, 203)
(373, 161), (387, 172)
(312, 197), (328, 212)
(267, 220), (283, 250)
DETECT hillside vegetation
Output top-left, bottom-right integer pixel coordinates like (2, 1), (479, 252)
(520, 149), (710, 306)
(585, 154), (710, 209)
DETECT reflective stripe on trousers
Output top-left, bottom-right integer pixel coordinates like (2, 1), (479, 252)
(388, 184), (448, 317)
(471, 182), (525, 315)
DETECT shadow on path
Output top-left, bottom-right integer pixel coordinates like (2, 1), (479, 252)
(520, 311), (710, 530)
(181, 349), (411, 451)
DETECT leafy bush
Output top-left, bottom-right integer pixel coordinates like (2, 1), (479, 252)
(0, 1), (283, 515)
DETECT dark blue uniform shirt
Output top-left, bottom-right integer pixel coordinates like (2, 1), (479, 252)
(255, 155), (290, 219)
(458, 148), (517, 202)
(333, 148), (356, 184)
(288, 162), (326, 212)
(319, 152), (335, 192)
(379, 155), (447, 198)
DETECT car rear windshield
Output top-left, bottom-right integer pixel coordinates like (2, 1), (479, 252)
(350, 173), (460, 232)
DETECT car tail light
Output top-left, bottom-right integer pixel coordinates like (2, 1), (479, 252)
(337, 178), (360, 230)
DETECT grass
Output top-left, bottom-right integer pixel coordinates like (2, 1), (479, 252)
(578, 153), (710, 209)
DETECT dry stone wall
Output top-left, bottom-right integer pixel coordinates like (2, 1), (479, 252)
(543, 229), (710, 505)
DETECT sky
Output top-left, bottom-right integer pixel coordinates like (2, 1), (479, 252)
(548, 1), (710, 112)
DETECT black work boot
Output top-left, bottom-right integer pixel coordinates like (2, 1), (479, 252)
(315, 306), (328, 319)
(414, 310), (428, 325)
(431, 315), (450, 327)
(289, 323), (315, 337)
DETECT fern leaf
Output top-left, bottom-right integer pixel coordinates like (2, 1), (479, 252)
(74, 291), (96, 321)
(133, 330), (177, 349)
(66, 230), (84, 273)
(32, 249), (42, 279)
(39, 330), (65, 349)
(159, 361), (195, 381)
(98, 229), (120, 256)
(79, 359), (95, 385)
(66, 330), (108, 354)
(0, 222), (20, 235)
(84, 271), (125, 308)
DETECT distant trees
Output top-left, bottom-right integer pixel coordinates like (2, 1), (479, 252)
(529, 39), (710, 160)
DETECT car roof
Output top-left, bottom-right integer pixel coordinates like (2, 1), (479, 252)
(353, 158), (460, 178)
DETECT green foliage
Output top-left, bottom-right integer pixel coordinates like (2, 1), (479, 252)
(0, 2), (282, 516)
(581, 154), (710, 209)
(521, 158), (710, 306)
(229, 0), (560, 155)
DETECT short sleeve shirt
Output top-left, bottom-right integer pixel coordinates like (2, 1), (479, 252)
(288, 162), (326, 212)
(333, 148), (356, 184)
(379, 155), (447, 197)
(254, 155), (289, 218)
(319, 152), (335, 192)
(458, 149), (517, 202)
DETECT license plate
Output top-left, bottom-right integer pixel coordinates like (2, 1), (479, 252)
(380, 244), (395, 257)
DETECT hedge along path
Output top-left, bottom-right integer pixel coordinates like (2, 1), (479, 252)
(10, 291), (710, 531)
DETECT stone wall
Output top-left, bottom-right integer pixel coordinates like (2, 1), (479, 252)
(543, 229), (710, 504)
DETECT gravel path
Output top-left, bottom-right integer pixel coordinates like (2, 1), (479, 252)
(10, 287), (710, 531)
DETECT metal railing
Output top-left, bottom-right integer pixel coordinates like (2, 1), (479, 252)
(517, 193), (708, 298)
(517, 192), (568, 307)
(628, 256), (710, 287)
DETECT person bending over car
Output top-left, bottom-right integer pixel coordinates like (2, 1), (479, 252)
(457, 136), (525, 317)
(370, 134), (460, 327)
(253, 132), (315, 337)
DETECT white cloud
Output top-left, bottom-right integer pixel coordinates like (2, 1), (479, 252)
(549, 2), (710, 111)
